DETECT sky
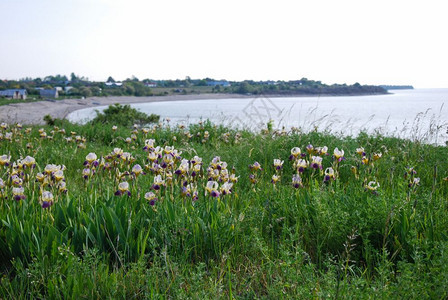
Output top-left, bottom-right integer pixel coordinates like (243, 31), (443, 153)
(1, 0), (447, 88)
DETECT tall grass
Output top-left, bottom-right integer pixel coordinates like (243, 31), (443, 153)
(0, 120), (447, 298)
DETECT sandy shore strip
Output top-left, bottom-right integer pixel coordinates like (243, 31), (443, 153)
(0, 94), (253, 125)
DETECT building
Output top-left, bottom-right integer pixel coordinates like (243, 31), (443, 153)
(206, 80), (231, 87)
(39, 89), (59, 99)
(105, 81), (123, 87)
(144, 82), (158, 88)
(0, 89), (28, 100)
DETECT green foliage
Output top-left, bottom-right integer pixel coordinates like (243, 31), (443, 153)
(90, 103), (160, 127)
(0, 121), (447, 298)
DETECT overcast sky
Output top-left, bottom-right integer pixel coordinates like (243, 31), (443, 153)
(1, 0), (447, 87)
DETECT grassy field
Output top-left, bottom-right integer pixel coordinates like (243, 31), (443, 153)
(0, 119), (447, 298)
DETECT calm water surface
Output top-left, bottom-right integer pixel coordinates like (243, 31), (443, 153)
(68, 89), (448, 144)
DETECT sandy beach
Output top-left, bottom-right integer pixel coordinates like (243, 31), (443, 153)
(0, 94), (251, 125)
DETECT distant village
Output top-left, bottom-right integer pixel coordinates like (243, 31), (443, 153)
(0, 74), (390, 101)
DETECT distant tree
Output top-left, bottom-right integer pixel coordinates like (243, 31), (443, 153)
(79, 87), (92, 98)
(236, 81), (252, 94)
(70, 72), (80, 84)
(107, 76), (115, 83)
(196, 79), (207, 86)
(122, 84), (135, 95)
(90, 86), (101, 96)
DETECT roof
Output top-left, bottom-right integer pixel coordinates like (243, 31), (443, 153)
(105, 82), (123, 87)
(39, 89), (58, 97)
(0, 89), (27, 96)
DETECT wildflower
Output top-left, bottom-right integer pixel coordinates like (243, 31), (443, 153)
(172, 149), (182, 160)
(147, 151), (158, 162)
(112, 148), (123, 158)
(316, 146), (328, 156)
(362, 156), (369, 165)
(181, 184), (192, 197)
(306, 144), (314, 154)
(324, 167), (335, 182)
(351, 166), (358, 177)
(273, 159), (284, 171)
(121, 152), (133, 163)
(205, 180), (220, 197)
(54, 169), (65, 181)
(36, 172), (45, 182)
(12, 187), (25, 201)
(190, 156), (202, 165)
(207, 168), (220, 181)
(310, 156), (323, 169)
(83, 168), (92, 179)
(356, 147), (366, 156)
(39, 130), (47, 138)
(132, 164), (144, 177)
(333, 148), (344, 161)
(229, 173), (239, 183)
(145, 191), (158, 206)
(220, 182), (233, 195)
(249, 174), (257, 184)
(191, 164), (201, 177)
(175, 159), (190, 175)
(22, 156), (36, 168)
(143, 139), (155, 151)
(249, 161), (262, 171)
(409, 177), (420, 188)
(0, 123), (7, 130)
(115, 182), (131, 196)
(152, 175), (165, 190)
(366, 181), (380, 191)
(0, 155), (11, 166)
(11, 175), (23, 186)
(271, 174), (280, 185)
(405, 167), (417, 176)
(292, 174), (303, 188)
(164, 146), (174, 154)
(85, 153), (98, 164)
(162, 154), (174, 168)
(294, 159), (308, 173)
(58, 181), (68, 194)
(40, 191), (54, 208)
(372, 152), (382, 161)
(125, 137), (132, 144)
(210, 156), (221, 169)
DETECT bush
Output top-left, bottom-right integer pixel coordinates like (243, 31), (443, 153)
(90, 103), (160, 127)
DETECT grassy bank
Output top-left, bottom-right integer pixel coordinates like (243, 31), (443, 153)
(0, 120), (447, 298)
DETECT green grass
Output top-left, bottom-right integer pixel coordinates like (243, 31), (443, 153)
(0, 97), (42, 106)
(0, 120), (447, 298)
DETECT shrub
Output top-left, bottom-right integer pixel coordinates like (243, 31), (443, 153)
(90, 103), (160, 127)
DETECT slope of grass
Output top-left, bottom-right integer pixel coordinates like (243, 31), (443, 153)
(0, 120), (447, 298)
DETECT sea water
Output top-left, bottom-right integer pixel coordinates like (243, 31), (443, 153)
(67, 88), (448, 145)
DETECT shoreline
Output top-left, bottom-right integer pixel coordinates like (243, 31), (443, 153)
(0, 92), (389, 125)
